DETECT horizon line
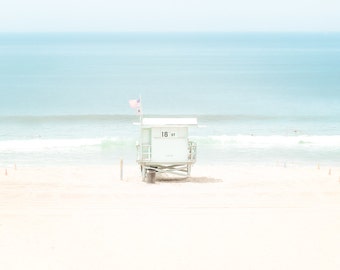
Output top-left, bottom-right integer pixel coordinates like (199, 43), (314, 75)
(1, 30), (340, 34)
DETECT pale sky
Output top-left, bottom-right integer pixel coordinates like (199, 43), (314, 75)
(1, 0), (340, 32)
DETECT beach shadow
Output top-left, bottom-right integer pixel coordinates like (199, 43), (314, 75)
(156, 175), (222, 184)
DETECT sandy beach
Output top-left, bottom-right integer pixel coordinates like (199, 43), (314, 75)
(1, 163), (340, 269)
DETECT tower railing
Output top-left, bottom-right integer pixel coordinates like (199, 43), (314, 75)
(188, 141), (197, 162)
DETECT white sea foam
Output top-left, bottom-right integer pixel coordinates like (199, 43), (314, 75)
(195, 135), (340, 149)
(1, 135), (340, 153)
(0, 137), (127, 152)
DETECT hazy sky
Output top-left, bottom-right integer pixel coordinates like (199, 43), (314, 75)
(1, 0), (340, 32)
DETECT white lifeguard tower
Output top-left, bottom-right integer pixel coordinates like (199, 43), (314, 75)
(136, 117), (197, 181)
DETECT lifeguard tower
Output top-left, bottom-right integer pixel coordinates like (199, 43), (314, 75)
(136, 117), (197, 181)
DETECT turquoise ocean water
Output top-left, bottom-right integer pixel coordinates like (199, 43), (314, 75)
(0, 33), (340, 166)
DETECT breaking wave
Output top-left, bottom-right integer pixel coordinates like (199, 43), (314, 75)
(0, 137), (135, 153)
(1, 135), (340, 153)
(195, 135), (340, 149)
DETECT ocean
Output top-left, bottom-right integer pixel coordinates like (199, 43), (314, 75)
(0, 33), (340, 166)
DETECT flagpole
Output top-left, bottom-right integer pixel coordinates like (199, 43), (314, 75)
(139, 94), (143, 125)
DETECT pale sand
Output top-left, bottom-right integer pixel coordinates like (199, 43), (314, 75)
(1, 163), (340, 269)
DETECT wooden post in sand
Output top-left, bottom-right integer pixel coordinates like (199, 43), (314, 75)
(317, 163), (320, 170)
(328, 168), (332, 176)
(120, 159), (123, 180)
(5, 168), (8, 176)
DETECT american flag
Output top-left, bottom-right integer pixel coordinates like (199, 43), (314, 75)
(129, 99), (140, 109)
(129, 98), (142, 115)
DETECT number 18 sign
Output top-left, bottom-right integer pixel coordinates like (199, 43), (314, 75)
(161, 130), (177, 138)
